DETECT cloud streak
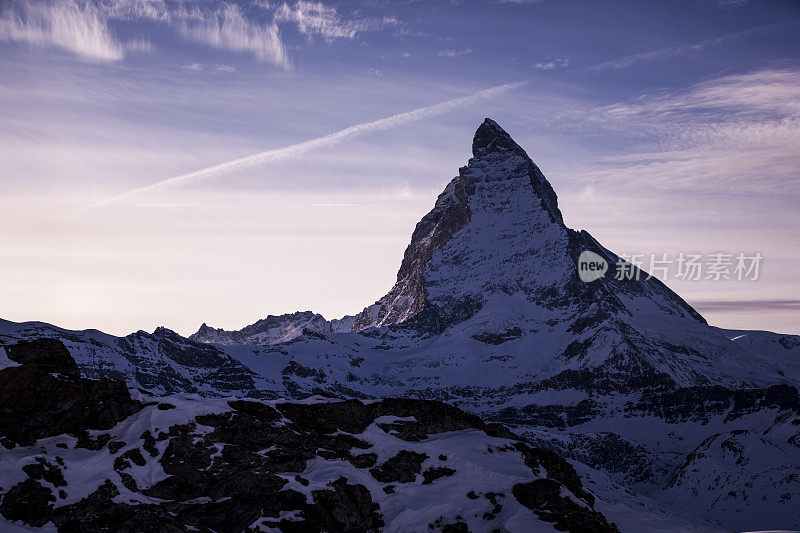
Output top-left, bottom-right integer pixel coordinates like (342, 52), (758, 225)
(86, 80), (527, 208)
(591, 19), (800, 71)
(691, 300), (800, 312)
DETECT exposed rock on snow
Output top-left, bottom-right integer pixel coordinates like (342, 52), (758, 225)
(0, 341), (617, 532)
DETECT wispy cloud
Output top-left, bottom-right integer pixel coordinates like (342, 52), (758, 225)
(274, 1), (356, 42)
(561, 69), (800, 195)
(1, 0), (399, 67)
(438, 48), (471, 57)
(86, 80), (527, 207)
(125, 36), (152, 52)
(180, 4), (289, 67)
(272, 0), (399, 42)
(533, 58), (568, 70)
(100, 0), (172, 23)
(0, 0), (123, 61)
(591, 19), (799, 71)
(580, 69), (800, 140)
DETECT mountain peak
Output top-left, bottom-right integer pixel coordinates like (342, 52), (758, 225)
(349, 118), (705, 333)
(472, 117), (525, 157)
(471, 118), (563, 226)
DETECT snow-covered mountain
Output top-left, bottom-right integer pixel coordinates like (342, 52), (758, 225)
(2, 119), (799, 531)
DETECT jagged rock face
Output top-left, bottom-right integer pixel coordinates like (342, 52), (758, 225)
(354, 118), (566, 330)
(353, 161), (473, 330)
(0, 342), (618, 532)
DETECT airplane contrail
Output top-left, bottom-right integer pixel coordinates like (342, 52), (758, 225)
(590, 19), (799, 72)
(86, 80), (527, 208)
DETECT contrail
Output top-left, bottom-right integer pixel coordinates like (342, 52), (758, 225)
(86, 80), (527, 208)
(590, 19), (799, 72)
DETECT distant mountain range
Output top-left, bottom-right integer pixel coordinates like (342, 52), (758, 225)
(2, 119), (798, 532)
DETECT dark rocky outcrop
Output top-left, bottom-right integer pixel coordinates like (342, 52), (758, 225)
(422, 466), (456, 484)
(22, 457), (66, 487)
(0, 479), (55, 527)
(306, 478), (384, 533)
(0, 339), (142, 447)
(369, 450), (428, 483)
(628, 383), (800, 423)
(471, 326), (524, 345)
(513, 479), (619, 533)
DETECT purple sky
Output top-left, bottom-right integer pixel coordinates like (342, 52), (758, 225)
(1, 0), (798, 335)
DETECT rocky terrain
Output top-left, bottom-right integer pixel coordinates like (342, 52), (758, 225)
(1, 119), (799, 531)
(0, 339), (618, 532)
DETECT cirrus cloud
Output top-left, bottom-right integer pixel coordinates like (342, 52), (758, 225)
(0, 0), (401, 68)
(0, 0), (123, 61)
(179, 3), (289, 68)
(560, 69), (800, 195)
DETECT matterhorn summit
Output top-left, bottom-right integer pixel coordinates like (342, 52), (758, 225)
(353, 118), (702, 337)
